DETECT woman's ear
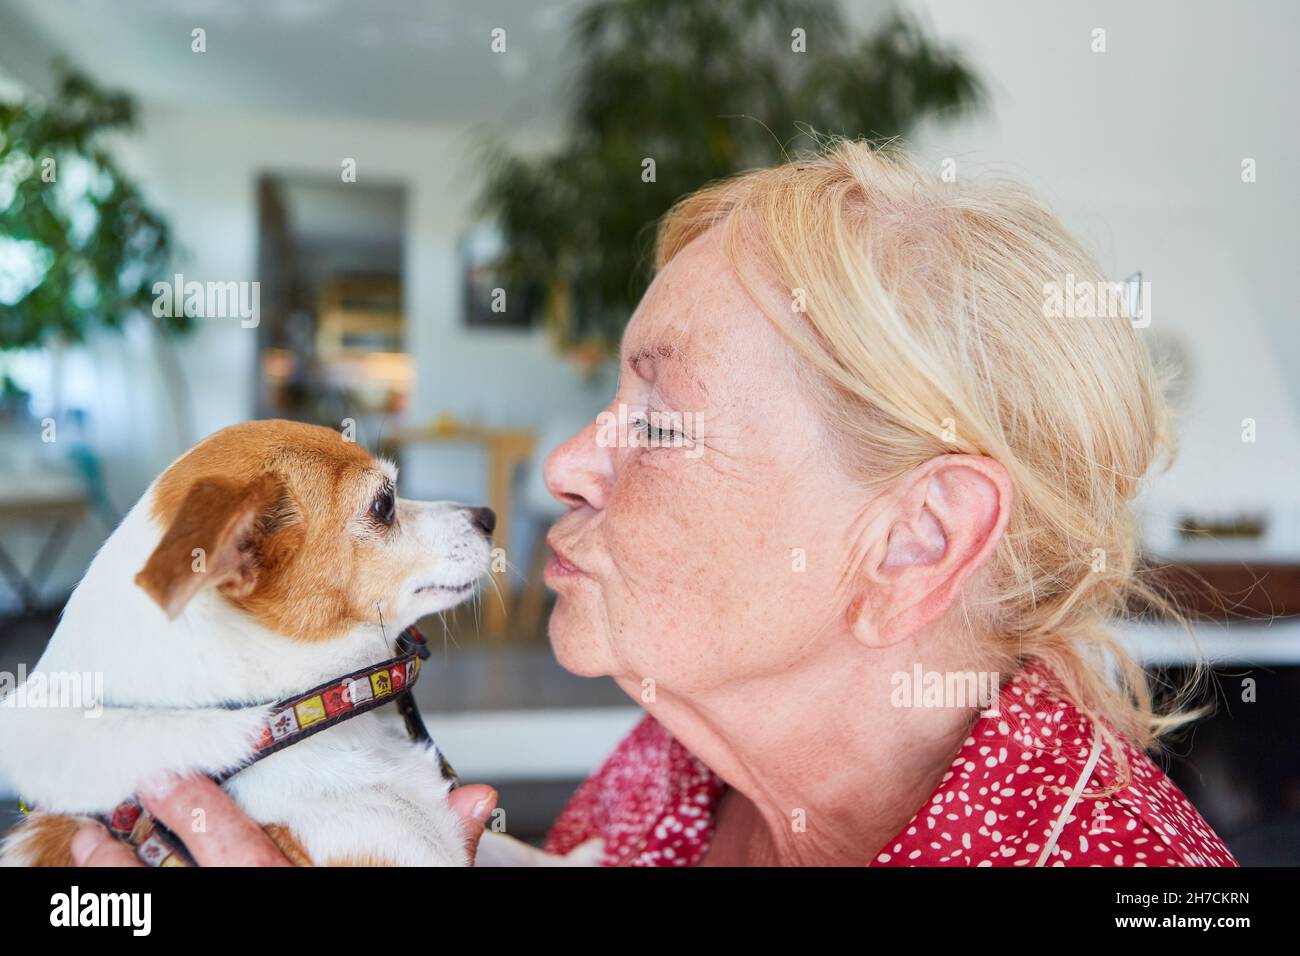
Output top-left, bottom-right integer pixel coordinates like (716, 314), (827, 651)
(849, 455), (1011, 648)
(135, 474), (287, 619)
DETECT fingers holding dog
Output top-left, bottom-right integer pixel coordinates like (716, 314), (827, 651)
(139, 774), (292, 867)
(70, 822), (145, 867)
(446, 783), (498, 864)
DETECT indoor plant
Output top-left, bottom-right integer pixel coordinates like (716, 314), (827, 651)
(477, 0), (984, 362)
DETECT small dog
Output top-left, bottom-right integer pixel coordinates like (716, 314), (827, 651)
(0, 420), (596, 866)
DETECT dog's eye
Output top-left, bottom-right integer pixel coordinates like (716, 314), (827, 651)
(371, 487), (396, 527)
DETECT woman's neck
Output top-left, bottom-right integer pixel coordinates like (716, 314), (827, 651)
(622, 645), (980, 867)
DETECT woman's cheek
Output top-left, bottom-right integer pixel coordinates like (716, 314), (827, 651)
(597, 455), (758, 682)
(608, 453), (722, 583)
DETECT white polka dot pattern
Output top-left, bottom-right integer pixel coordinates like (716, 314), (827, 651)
(545, 711), (724, 867)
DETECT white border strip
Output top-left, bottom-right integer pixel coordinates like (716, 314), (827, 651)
(423, 706), (644, 781)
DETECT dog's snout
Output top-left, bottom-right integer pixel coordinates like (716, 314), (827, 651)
(468, 506), (496, 536)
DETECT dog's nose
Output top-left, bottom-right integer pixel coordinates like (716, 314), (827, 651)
(469, 506), (496, 536)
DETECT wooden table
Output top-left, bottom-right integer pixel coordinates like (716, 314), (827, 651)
(381, 422), (536, 638)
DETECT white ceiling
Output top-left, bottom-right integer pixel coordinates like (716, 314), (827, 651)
(0, 0), (582, 123)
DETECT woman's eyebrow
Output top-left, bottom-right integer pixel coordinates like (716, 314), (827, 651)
(627, 344), (710, 399)
(627, 344), (681, 375)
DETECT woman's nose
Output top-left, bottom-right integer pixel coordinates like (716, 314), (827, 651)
(544, 418), (612, 511)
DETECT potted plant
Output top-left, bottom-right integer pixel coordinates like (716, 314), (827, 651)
(476, 0), (984, 364)
(0, 67), (191, 439)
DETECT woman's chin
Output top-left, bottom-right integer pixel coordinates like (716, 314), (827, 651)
(546, 601), (611, 678)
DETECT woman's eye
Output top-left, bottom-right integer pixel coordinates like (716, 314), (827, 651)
(371, 488), (396, 526)
(631, 414), (681, 445)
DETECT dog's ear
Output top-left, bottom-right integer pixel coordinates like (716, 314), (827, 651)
(135, 474), (290, 619)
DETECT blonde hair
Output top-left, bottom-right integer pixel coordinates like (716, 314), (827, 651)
(656, 139), (1201, 760)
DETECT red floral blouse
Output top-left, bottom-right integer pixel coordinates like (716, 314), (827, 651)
(545, 664), (1238, 867)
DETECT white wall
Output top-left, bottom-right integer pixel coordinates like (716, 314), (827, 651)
(901, 0), (1300, 554)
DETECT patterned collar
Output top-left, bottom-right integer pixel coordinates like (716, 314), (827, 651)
(96, 625), (453, 867)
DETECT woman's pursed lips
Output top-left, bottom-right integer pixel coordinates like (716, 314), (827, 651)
(544, 534), (588, 582)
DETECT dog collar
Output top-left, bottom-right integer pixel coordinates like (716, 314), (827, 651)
(94, 624), (455, 867)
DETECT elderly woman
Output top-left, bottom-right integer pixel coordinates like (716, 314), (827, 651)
(73, 141), (1234, 867)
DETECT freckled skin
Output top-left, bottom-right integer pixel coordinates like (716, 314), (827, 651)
(542, 228), (1014, 866)
(544, 229), (861, 694)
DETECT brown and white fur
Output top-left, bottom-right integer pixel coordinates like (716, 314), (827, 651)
(0, 420), (595, 866)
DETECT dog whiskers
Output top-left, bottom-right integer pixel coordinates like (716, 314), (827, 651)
(470, 587), (482, 643)
(434, 610), (460, 666)
(484, 572), (509, 628)
(496, 557), (528, 587)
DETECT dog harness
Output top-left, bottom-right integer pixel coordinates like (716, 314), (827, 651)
(67, 625), (453, 867)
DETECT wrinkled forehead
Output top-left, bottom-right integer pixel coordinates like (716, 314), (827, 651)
(622, 230), (796, 406)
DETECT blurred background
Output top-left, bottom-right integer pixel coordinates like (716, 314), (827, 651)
(0, 0), (1297, 859)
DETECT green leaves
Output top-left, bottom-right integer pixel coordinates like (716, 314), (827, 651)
(477, 0), (983, 356)
(0, 67), (185, 350)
